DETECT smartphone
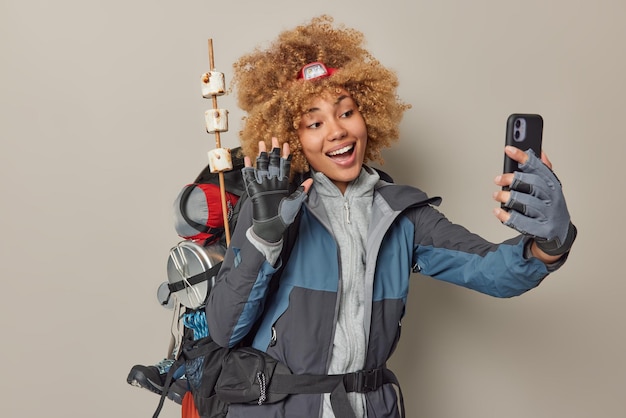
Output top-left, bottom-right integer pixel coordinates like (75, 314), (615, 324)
(501, 114), (543, 208)
(503, 113), (543, 174)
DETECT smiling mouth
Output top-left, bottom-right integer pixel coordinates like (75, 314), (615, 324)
(327, 144), (354, 157)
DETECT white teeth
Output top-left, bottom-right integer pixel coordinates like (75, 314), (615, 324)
(327, 144), (353, 156)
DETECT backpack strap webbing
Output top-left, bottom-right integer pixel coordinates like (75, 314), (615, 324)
(167, 262), (222, 293)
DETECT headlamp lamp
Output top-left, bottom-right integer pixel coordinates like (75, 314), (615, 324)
(297, 61), (337, 80)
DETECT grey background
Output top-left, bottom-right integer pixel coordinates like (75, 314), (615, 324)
(1, 0), (623, 417)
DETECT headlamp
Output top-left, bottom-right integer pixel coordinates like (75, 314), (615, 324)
(297, 61), (337, 80)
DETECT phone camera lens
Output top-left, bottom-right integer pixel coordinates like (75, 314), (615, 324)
(514, 130), (521, 139)
(514, 119), (521, 128)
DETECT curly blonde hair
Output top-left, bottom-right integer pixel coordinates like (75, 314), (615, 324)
(232, 15), (411, 173)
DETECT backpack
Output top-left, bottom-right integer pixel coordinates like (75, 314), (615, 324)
(152, 147), (301, 418)
(148, 147), (240, 418)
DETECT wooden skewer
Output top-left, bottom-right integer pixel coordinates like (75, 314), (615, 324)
(208, 38), (232, 246)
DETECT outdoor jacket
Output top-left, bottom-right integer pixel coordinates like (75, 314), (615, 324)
(206, 178), (554, 418)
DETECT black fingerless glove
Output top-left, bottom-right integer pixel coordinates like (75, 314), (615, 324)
(503, 150), (577, 256)
(242, 148), (307, 243)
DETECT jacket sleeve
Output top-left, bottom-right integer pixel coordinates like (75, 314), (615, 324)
(409, 205), (552, 297)
(205, 198), (280, 347)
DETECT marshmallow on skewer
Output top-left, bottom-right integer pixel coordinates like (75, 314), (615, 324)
(205, 109), (228, 133)
(201, 71), (225, 97)
(207, 148), (233, 173)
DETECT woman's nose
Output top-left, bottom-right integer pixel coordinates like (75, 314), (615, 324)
(326, 120), (347, 141)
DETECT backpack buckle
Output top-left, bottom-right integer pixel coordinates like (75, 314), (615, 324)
(348, 368), (383, 393)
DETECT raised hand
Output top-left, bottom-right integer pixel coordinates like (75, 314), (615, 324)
(242, 138), (312, 243)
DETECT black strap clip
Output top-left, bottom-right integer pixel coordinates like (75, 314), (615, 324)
(346, 368), (383, 393)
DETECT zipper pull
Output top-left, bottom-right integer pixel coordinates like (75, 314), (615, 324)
(344, 199), (351, 224)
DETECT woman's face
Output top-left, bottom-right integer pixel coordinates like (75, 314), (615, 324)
(297, 89), (367, 194)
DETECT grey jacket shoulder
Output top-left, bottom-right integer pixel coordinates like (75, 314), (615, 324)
(375, 180), (442, 211)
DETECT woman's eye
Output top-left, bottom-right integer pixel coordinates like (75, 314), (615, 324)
(307, 122), (322, 129)
(341, 109), (354, 118)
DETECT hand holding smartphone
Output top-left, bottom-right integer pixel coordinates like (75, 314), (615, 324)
(497, 113), (575, 255)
